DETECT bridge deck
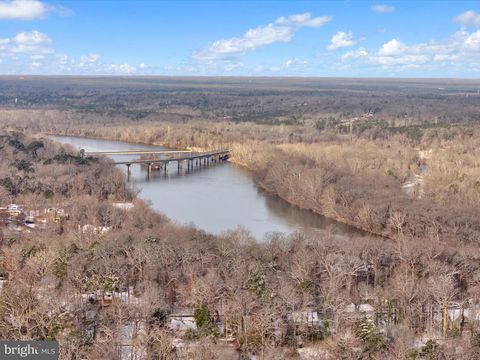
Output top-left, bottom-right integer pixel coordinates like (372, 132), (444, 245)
(86, 150), (190, 156)
(112, 149), (230, 165)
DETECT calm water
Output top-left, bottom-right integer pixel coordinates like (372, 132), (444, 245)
(51, 135), (362, 240)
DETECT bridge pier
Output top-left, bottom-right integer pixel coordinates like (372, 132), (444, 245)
(147, 163), (153, 178)
(115, 150), (230, 177)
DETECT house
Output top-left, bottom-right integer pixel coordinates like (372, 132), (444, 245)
(113, 202), (135, 211)
(289, 311), (320, 327)
(80, 287), (138, 308)
(168, 314), (197, 333)
(27, 210), (41, 217)
(0, 204), (26, 225)
(6, 204), (24, 217)
(345, 303), (375, 313)
(45, 207), (68, 222)
(82, 291), (114, 306)
(79, 224), (112, 235)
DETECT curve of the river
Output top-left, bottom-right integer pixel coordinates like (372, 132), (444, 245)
(51, 135), (364, 241)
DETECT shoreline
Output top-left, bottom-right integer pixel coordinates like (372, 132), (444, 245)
(228, 156), (388, 240)
(43, 131), (185, 151)
(46, 131), (387, 240)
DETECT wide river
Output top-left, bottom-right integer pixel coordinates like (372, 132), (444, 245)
(52, 136), (362, 240)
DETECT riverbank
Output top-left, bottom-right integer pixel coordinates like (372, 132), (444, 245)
(228, 146), (391, 239)
(44, 131), (409, 240)
(232, 140), (479, 244)
(41, 130), (183, 150)
(50, 134), (367, 240)
(45, 128), (480, 244)
(225, 152), (375, 238)
(49, 132), (376, 240)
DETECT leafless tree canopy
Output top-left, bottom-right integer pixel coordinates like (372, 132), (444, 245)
(1, 77), (480, 358)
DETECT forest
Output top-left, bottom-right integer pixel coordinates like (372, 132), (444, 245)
(1, 77), (480, 359)
(1, 76), (480, 127)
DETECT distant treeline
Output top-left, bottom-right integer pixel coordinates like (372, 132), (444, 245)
(1, 76), (480, 127)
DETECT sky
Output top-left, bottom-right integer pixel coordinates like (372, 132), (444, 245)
(0, 0), (479, 77)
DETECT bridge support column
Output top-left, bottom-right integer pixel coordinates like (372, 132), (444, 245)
(126, 163), (132, 179)
(147, 163), (153, 178)
(164, 161), (169, 174)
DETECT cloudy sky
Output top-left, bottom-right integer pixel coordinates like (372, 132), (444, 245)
(1, 0), (480, 77)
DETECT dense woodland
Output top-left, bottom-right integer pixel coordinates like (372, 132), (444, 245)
(1, 77), (480, 359)
(1, 76), (480, 127)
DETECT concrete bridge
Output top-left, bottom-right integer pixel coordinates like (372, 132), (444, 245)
(93, 149), (231, 177)
(86, 150), (191, 156)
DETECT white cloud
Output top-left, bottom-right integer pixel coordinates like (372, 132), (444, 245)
(3, 31), (54, 57)
(79, 54), (100, 65)
(464, 30), (480, 50)
(275, 13), (331, 27)
(327, 31), (356, 50)
(340, 26), (480, 73)
(0, 0), (47, 20)
(223, 61), (243, 72)
(14, 30), (51, 45)
(0, 0), (72, 20)
(192, 12), (331, 61)
(378, 38), (407, 56)
(0, 31), (142, 75)
(103, 63), (137, 74)
(282, 58), (308, 70)
(341, 47), (368, 60)
(371, 4), (395, 13)
(454, 10), (480, 28)
(75, 54), (138, 74)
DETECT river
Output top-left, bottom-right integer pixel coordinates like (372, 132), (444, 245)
(51, 135), (363, 240)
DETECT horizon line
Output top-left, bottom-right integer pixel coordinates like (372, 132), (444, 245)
(0, 74), (480, 81)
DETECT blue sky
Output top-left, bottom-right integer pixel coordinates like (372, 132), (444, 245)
(0, 0), (479, 77)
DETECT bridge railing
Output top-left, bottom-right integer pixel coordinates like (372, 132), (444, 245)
(110, 149), (230, 165)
